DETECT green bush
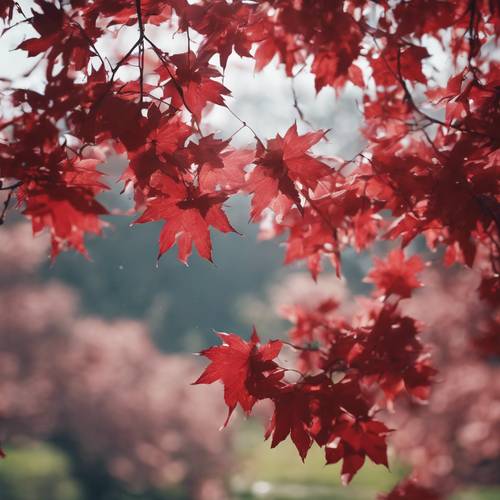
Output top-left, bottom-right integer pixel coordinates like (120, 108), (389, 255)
(0, 443), (83, 500)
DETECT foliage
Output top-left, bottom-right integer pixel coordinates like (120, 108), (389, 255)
(0, 0), (499, 497)
(389, 269), (500, 492)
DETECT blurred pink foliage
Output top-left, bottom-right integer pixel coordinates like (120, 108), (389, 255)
(377, 477), (442, 500)
(388, 269), (500, 493)
(0, 224), (230, 499)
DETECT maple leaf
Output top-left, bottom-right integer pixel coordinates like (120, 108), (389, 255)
(187, 135), (254, 191)
(253, 23), (302, 76)
(199, 147), (254, 192)
(399, 46), (431, 84)
(193, 328), (283, 426)
(245, 123), (330, 220)
(160, 50), (230, 121)
(135, 172), (236, 263)
(326, 416), (390, 485)
(309, 10), (363, 92)
(393, 0), (456, 38)
(353, 306), (436, 403)
(265, 386), (313, 461)
(370, 43), (430, 88)
(16, 1), (64, 57)
(312, 53), (365, 92)
(16, 156), (109, 258)
(122, 112), (193, 190)
(185, 0), (255, 69)
(16, 0), (97, 75)
(279, 202), (342, 279)
(365, 248), (425, 299)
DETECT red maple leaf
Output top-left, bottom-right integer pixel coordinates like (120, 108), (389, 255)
(265, 386), (313, 461)
(187, 135), (254, 191)
(399, 45), (431, 84)
(199, 147), (254, 191)
(245, 123), (330, 220)
(160, 50), (230, 121)
(193, 328), (283, 425)
(135, 172), (236, 263)
(326, 415), (390, 485)
(122, 113), (193, 190)
(16, 1), (64, 57)
(353, 306), (436, 403)
(365, 248), (425, 299)
(16, 0), (97, 74)
(185, 0), (256, 69)
(18, 157), (109, 258)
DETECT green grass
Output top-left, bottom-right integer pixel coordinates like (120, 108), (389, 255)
(453, 489), (500, 500)
(231, 421), (403, 499)
(0, 443), (83, 500)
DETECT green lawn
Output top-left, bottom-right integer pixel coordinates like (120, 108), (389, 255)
(0, 444), (82, 500)
(231, 421), (403, 499)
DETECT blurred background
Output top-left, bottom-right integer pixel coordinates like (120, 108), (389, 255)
(1, 3), (499, 499)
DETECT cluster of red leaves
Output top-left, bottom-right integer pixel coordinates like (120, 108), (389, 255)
(195, 328), (391, 485)
(196, 252), (435, 483)
(1, 0), (499, 491)
(365, 249), (424, 299)
(1, 0), (497, 271)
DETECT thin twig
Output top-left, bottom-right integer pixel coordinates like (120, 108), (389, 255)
(224, 104), (265, 146)
(0, 182), (21, 225)
(291, 77), (313, 127)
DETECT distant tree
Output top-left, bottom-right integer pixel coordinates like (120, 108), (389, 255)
(389, 269), (500, 493)
(0, 1), (498, 495)
(0, 224), (230, 500)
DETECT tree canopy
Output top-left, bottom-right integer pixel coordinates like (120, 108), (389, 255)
(0, 1), (499, 497)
